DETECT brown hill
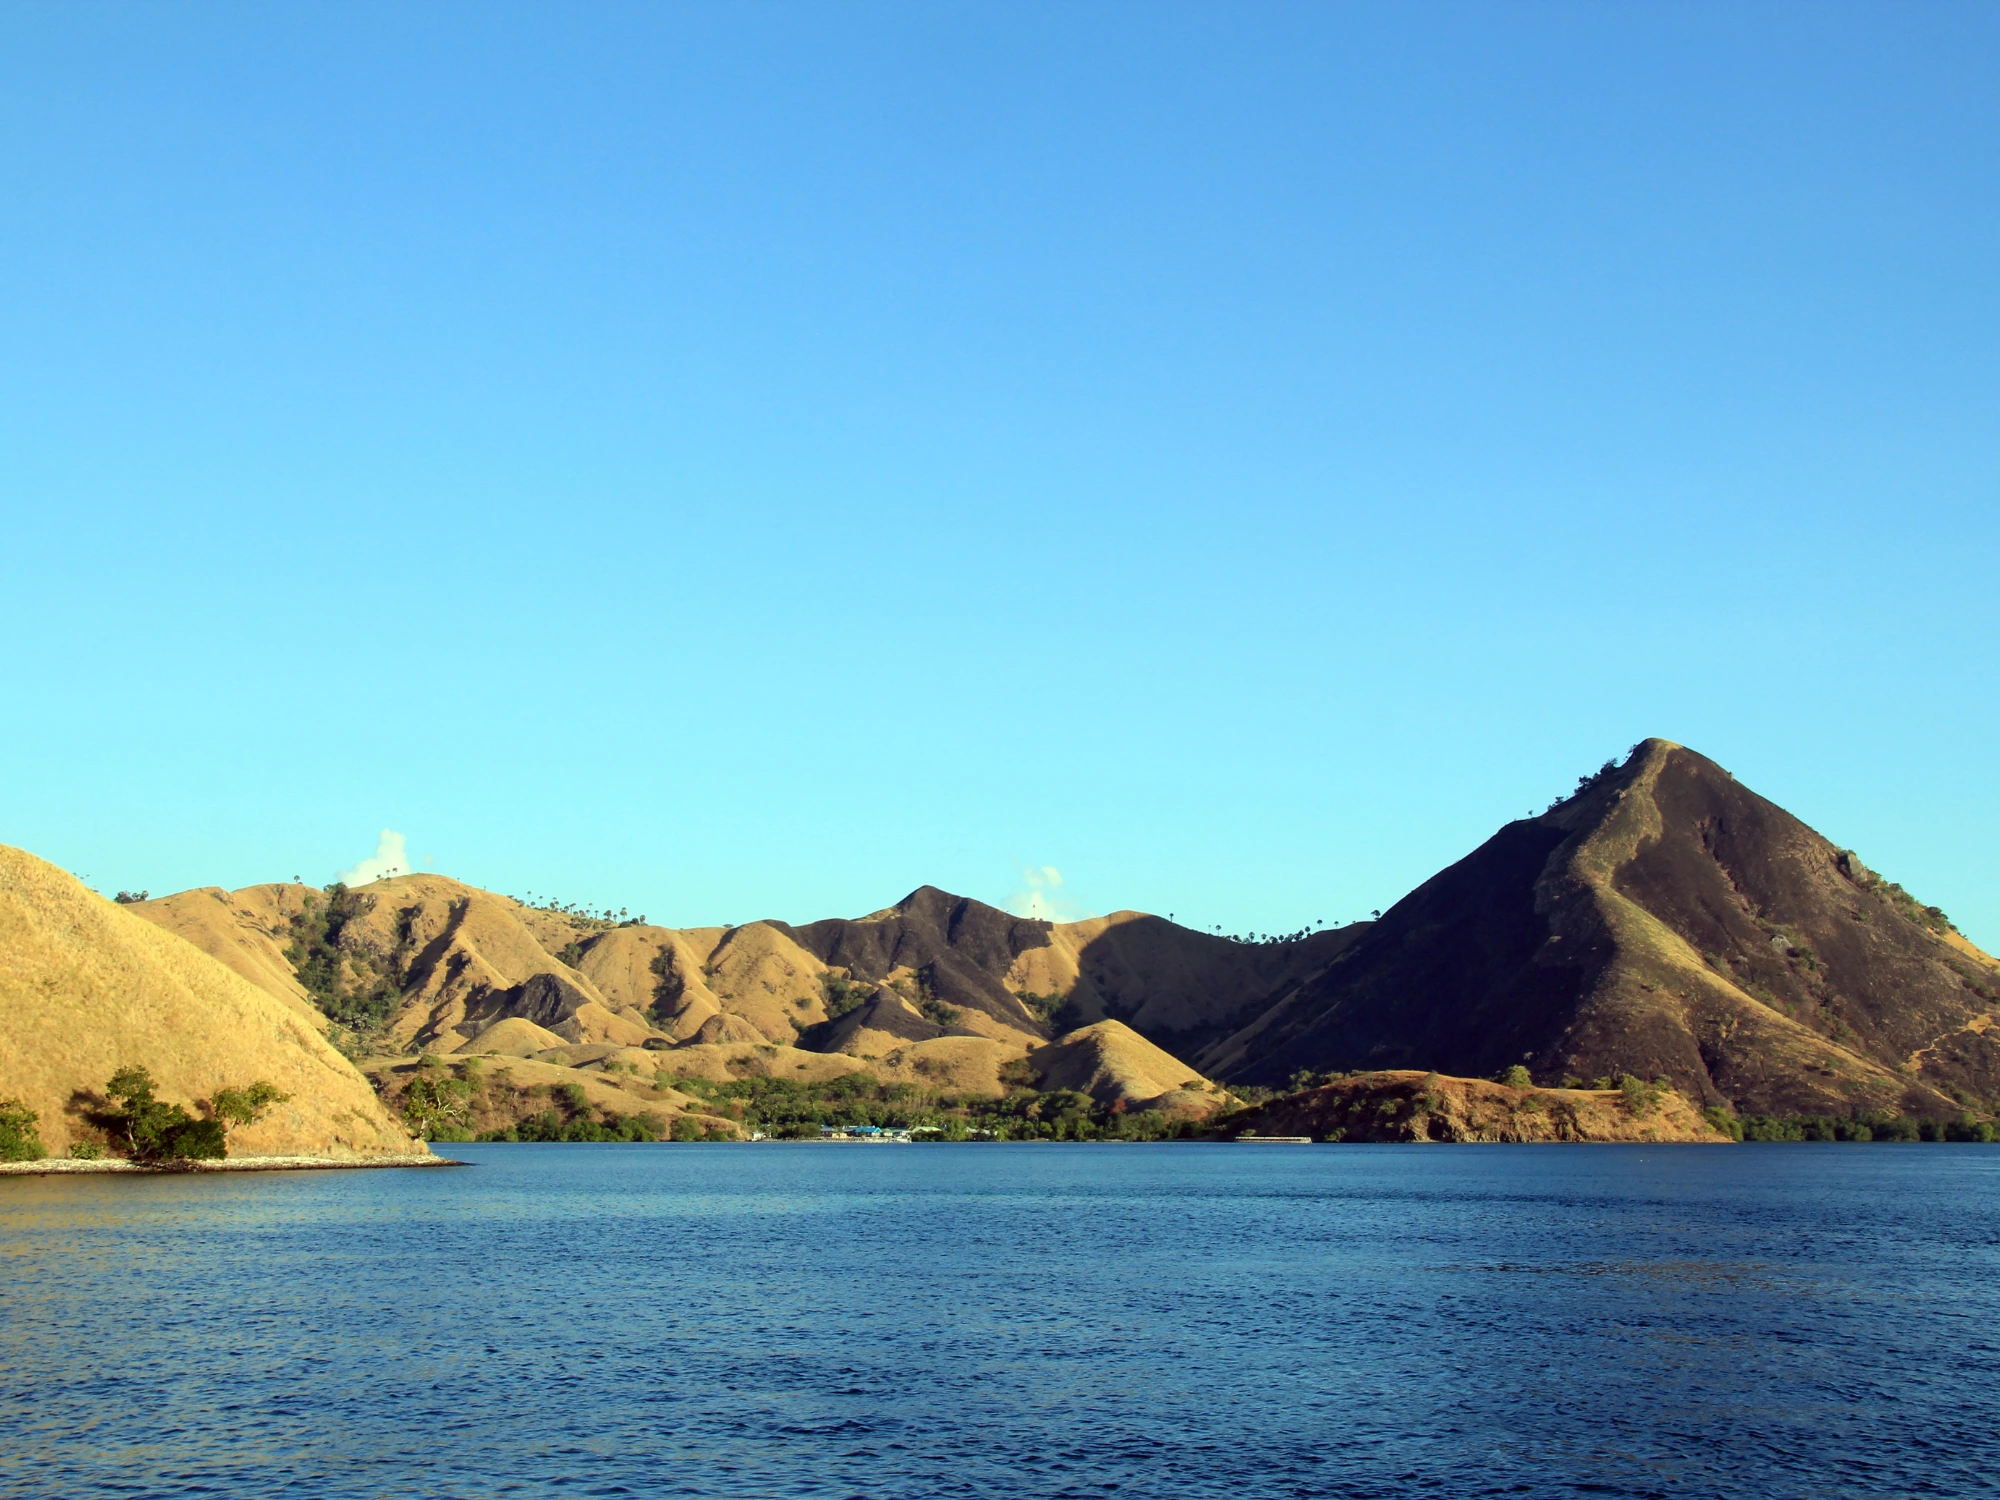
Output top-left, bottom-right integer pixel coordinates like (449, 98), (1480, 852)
(1205, 740), (2000, 1118)
(131, 878), (1058, 1102)
(773, 887), (1054, 1042)
(138, 876), (688, 1055)
(0, 846), (426, 1160)
(1221, 1071), (1729, 1143)
(131, 876), (1320, 1092)
(1027, 1020), (1231, 1117)
(771, 886), (1365, 1062)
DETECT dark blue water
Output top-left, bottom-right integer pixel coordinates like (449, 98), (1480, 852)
(3, 1143), (1999, 1499)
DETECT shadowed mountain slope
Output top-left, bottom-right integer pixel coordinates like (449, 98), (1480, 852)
(1206, 740), (2000, 1117)
(1024, 914), (1365, 1058)
(775, 887), (1056, 1038)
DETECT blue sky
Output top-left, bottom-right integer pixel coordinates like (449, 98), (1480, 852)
(3, 2), (1996, 944)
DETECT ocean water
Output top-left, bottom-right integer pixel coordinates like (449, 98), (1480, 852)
(2, 1144), (1998, 1499)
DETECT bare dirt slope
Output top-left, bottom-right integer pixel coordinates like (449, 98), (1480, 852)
(0, 846), (426, 1160)
(1206, 741), (2000, 1118)
(1222, 1071), (1730, 1143)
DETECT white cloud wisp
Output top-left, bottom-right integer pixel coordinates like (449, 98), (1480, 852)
(1004, 864), (1082, 922)
(338, 829), (410, 887)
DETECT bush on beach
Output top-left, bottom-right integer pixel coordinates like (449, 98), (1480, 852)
(0, 1098), (47, 1162)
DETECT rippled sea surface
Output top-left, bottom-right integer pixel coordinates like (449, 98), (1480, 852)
(4, 1143), (2000, 1498)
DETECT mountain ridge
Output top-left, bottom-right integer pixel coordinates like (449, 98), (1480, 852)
(116, 737), (1999, 1125)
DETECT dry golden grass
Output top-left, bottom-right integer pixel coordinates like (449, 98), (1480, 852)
(654, 1042), (870, 1085)
(0, 846), (425, 1160)
(1030, 1019), (1228, 1115)
(134, 883), (322, 1019)
(454, 1016), (569, 1057)
(871, 1036), (1017, 1094)
(698, 923), (831, 1040)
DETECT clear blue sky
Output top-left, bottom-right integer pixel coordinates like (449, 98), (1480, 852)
(3, 2), (1995, 945)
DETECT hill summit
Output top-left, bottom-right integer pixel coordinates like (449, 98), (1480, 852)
(1202, 739), (2000, 1116)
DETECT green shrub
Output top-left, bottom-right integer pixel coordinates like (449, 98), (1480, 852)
(1016, 989), (1083, 1031)
(821, 973), (871, 1021)
(1718, 1110), (1986, 1143)
(915, 991), (963, 1027)
(1701, 1106), (1743, 1141)
(212, 1081), (289, 1128)
(402, 1073), (474, 1139)
(104, 1067), (226, 1163)
(1498, 1065), (1533, 1089)
(1741, 1115), (1805, 1142)
(531, 1108), (660, 1143)
(1619, 1075), (1666, 1117)
(0, 1098), (47, 1162)
(69, 1140), (103, 1160)
(283, 883), (408, 1032)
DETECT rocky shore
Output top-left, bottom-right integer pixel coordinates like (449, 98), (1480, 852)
(1220, 1070), (1731, 1143)
(0, 1154), (454, 1176)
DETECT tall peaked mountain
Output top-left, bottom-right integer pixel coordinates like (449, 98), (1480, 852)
(1203, 739), (2000, 1116)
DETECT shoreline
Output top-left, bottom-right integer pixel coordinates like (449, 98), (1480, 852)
(0, 1154), (455, 1176)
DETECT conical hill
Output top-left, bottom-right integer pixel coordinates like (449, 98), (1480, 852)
(1202, 740), (2000, 1117)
